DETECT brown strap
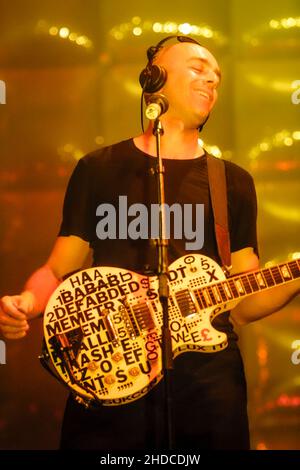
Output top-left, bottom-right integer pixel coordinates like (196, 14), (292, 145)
(207, 154), (231, 273)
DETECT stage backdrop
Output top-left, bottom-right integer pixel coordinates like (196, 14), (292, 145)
(0, 0), (299, 449)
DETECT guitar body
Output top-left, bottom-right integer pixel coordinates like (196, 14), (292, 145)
(43, 254), (233, 406)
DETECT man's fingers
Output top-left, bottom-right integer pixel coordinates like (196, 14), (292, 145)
(0, 314), (28, 328)
(0, 296), (27, 320)
(0, 295), (31, 340)
(1, 323), (29, 333)
(4, 331), (27, 340)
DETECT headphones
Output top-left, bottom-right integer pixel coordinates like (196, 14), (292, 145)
(139, 35), (210, 132)
(139, 35), (202, 93)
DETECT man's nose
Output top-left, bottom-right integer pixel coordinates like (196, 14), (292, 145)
(200, 75), (218, 89)
(205, 71), (219, 87)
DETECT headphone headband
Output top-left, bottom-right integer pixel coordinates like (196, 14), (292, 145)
(146, 35), (202, 63)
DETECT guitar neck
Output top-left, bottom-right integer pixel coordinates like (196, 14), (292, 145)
(193, 259), (300, 310)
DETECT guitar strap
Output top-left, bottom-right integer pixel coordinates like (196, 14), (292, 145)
(207, 154), (232, 276)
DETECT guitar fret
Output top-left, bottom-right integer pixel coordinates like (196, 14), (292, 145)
(195, 290), (207, 309)
(247, 273), (260, 292)
(262, 269), (275, 287)
(202, 287), (213, 306)
(194, 290), (204, 309)
(218, 284), (228, 302)
(289, 261), (300, 278)
(280, 264), (292, 280)
(222, 281), (233, 299)
(267, 268), (276, 285)
(199, 290), (208, 308)
(211, 285), (222, 303)
(234, 278), (246, 295)
(228, 279), (239, 298)
(255, 272), (266, 288)
(207, 285), (218, 305)
(270, 265), (284, 284)
(240, 275), (253, 294)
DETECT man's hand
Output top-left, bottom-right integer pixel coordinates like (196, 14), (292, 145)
(0, 235), (90, 340)
(0, 292), (35, 339)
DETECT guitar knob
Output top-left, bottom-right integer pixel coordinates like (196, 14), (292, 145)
(129, 367), (140, 377)
(87, 361), (99, 371)
(104, 375), (116, 385)
(112, 352), (123, 362)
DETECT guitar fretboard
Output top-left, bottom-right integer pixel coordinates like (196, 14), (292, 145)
(193, 259), (300, 310)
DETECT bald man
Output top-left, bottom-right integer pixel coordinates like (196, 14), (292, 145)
(1, 36), (299, 450)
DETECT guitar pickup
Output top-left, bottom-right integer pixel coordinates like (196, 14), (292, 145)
(100, 309), (119, 347)
(175, 289), (198, 318)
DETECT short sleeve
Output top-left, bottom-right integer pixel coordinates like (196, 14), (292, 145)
(229, 167), (259, 257)
(58, 158), (94, 242)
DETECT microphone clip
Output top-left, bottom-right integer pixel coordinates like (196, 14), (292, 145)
(145, 94), (169, 121)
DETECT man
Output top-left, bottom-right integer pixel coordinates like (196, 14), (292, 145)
(0, 36), (300, 450)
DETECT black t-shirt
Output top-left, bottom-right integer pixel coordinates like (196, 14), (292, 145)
(58, 138), (258, 450)
(59, 138), (258, 269)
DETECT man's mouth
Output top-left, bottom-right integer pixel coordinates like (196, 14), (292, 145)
(195, 89), (213, 101)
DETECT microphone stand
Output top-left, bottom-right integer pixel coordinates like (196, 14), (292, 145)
(152, 118), (174, 450)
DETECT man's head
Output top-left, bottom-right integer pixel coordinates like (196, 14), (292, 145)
(140, 36), (221, 130)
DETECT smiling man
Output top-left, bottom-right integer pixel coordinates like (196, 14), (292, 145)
(136, 39), (220, 158)
(0, 35), (300, 451)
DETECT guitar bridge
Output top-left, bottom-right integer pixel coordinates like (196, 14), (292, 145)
(118, 298), (140, 339)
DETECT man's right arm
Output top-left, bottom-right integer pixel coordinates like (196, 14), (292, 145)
(0, 235), (90, 340)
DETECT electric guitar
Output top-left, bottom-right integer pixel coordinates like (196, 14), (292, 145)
(41, 253), (300, 407)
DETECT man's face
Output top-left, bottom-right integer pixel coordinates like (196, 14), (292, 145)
(154, 42), (221, 128)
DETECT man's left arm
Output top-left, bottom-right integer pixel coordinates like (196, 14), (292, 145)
(229, 247), (300, 326)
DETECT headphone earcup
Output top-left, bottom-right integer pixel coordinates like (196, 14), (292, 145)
(139, 64), (168, 93)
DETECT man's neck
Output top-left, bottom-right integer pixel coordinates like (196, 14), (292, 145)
(134, 122), (204, 160)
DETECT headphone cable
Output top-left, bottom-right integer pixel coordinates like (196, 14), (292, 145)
(140, 89), (145, 133)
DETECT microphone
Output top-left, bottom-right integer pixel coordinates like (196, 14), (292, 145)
(145, 94), (169, 120)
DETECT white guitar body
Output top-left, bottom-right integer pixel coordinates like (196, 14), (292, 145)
(44, 252), (300, 406)
(43, 254), (237, 406)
